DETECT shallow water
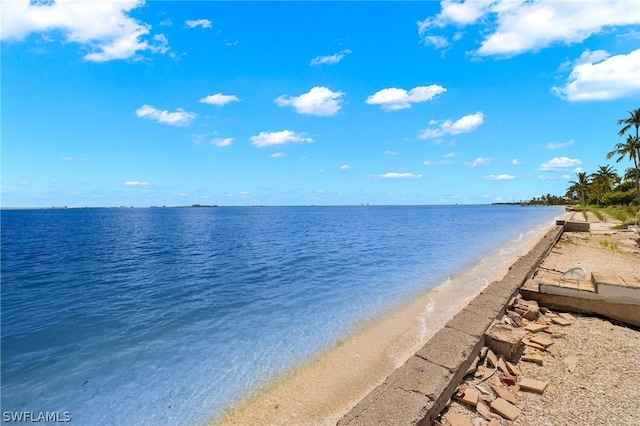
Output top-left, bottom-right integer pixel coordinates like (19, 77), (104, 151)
(1, 205), (562, 425)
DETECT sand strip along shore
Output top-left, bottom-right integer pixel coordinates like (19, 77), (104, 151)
(337, 224), (564, 425)
(213, 219), (564, 426)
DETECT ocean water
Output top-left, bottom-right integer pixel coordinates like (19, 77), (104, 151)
(1, 205), (562, 425)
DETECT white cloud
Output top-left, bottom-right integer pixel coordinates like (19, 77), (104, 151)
(123, 181), (150, 187)
(512, 159), (520, 165)
(484, 174), (516, 180)
(385, 150), (398, 156)
(373, 172), (423, 179)
(310, 49), (352, 66)
(559, 49), (611, 70)
(444, 151), (458, 158)
(185, 19), (212, 29)
(366, 85), (446, 111)
(537, 173), (572, 180)
(275, 86), (344, 116)
(537, 156), (582, 171)
(250, 130), (313, 148)
(135, 105), (196, 127)
(270, 152), (284, 158)
(211, 138), (233, 147)
(418, 112), (484, 139)
(424, 35), (450, 49)
(150, 34), (169, 55)
(547, 139), (574, 149)
(552, 48), (640, 101)
(199, 93), (240, 106)
(424, 160), (452, 166)
(340, 165), (351, 170)
(1, 0), (168, 62)
(418, 0), (490, 32)
(465, 157), (491, 167)
(418, 0), (640, 57)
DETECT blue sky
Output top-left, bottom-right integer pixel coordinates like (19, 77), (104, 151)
(2, 1), (640, 207)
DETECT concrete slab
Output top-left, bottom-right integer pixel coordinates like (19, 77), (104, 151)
(338, 356), (451, 426)
(597, 283), (640, 304)
(446, 308), (494, 338)
(337, 386), (432, 426)
(416, 326), (483, 372)
(542, 272), (640, 305)
(620, 274), (640, 289)
(578, 279), (596, 292)
(539, 282), (601, 300)
(564, 221), (590, 232)
(592, 272), (625, 287)
(468, 293), (510, 319)
(482, 280), (520, 300)
(386, 356), (452, 399)
(521, 287), (640, 327)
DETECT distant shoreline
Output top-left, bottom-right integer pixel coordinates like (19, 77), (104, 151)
(0, 203), (565, 211)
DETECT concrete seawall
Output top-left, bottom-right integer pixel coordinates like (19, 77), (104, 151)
(338, 225), (564, 426)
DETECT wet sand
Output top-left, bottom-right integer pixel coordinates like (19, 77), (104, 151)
(212, 222), (558, 426)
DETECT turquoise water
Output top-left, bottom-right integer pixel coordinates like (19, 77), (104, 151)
(1, 205), (562, 425)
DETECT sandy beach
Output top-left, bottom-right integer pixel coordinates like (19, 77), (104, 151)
(212, 221), (558, 426)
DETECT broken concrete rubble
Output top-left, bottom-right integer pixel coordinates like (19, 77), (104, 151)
(453, 386), (479, 407)
(490, 397), (521, 420)
(438, 300), (577, 425)
(521, 353), (544, 365)
(484, 323), (526, 362)
(518, 377), (548, 394)
(490, 384), (519, 405)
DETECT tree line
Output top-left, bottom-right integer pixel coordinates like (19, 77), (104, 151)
(564, 108), (640, 206)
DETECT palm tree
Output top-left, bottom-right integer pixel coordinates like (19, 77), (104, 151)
(591, 165), (619, 204)
(624, 167), (637, 183)
(618, 108), (640, 201)
(569, 171), (590, 205)
(617, 108), (640, 140)
(607, 134), (640, 201)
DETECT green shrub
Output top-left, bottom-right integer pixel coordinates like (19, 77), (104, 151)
(614, 181), (635, 192)
(600, 191), (636, 206)
(587, 195), (599, 205)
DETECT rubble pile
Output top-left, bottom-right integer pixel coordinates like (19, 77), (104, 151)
(437, 296), (577, 426)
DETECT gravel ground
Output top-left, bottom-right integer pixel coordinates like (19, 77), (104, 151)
(437, 213), (640, 426)
(439, 313), (640, 426)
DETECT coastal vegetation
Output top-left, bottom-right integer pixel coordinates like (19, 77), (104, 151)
(564, 107), (640, 207)
(525, 108), (640, 225)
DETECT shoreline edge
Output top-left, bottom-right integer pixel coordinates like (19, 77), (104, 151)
(338, 222), (564, 425)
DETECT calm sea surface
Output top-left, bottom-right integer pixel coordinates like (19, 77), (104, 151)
(1, 206), (562, 425)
